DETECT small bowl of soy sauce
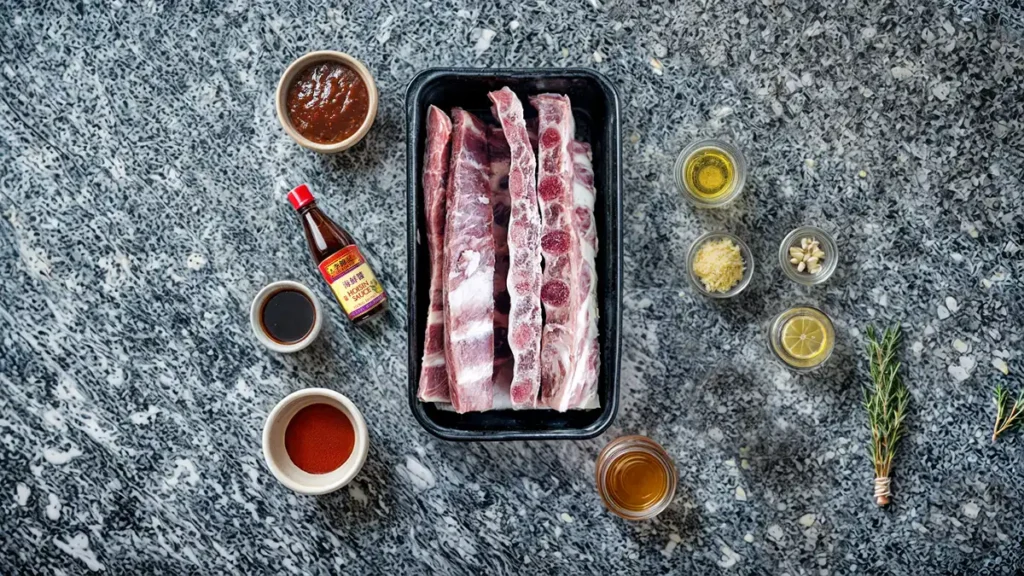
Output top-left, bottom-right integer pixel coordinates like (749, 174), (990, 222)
(250, 281), (323, 353)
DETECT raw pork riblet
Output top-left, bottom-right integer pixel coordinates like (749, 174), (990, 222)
(442, 108), (494, 413)
(417, 106), (453, 403)
(488, 127), (513, 371)
(567, 141), (601, 410)
(489, 87), (542, 409)
(530, 94), (582, 412)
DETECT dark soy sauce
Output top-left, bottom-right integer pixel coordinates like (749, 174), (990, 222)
(260, 289), (316, 344)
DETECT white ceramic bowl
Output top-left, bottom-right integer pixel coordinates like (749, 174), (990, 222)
(275, 51), (379, 154)
(249, 280), (323, 353)
(262, 388), (369, 495)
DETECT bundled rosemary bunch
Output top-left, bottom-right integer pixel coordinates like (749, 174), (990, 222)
(863, 324), (909, 506)
(992, 384), (1024, 441)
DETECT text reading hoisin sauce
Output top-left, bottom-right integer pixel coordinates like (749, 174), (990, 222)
(287, 184), (388, 323)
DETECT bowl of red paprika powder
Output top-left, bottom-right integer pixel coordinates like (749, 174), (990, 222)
(262, 388), (369, 495)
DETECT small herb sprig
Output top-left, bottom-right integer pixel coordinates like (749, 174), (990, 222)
(992, 384), (1024, 441)
(864, 324), (909, 507)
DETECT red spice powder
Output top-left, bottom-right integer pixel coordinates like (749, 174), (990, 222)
(284, 403), (355, 474)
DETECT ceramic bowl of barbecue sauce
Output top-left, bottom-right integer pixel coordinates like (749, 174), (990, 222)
(250, 281), (323, 353)
(275, 51), (378, 153)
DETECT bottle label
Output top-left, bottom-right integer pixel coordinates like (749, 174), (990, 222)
(318, 246), (387, 321)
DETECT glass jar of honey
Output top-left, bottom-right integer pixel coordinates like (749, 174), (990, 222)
(595, 436), (678, 520)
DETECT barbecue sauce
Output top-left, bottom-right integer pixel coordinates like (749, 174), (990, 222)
(286, 61), (370, 145)
(287, 184), (388, 323)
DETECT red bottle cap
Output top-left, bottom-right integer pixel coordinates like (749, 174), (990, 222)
(287, 184), (315, 210)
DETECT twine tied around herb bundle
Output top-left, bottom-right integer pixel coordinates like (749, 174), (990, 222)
(864, 324), (909, 507)
(873, 476), (892, 506)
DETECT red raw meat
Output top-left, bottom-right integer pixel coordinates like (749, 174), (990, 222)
(489, 87), (542, 409)
(418, 106), (453, 403)
(567, 141), (600, 410)
(488, 127), (513, 370)
(442, 108), (495, 413)
(530, 94), (583, 412)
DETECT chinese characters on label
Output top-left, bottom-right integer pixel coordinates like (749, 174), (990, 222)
(318, 246), (386, 321)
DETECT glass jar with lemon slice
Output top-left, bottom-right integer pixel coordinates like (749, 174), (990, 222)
(769, 306), (836, 371)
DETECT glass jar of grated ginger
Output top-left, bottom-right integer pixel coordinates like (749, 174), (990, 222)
(686, 231), (754, 298)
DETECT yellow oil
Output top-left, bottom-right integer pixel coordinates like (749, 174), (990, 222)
(604, 451), (669, 512)
(684, 148), (735, 199)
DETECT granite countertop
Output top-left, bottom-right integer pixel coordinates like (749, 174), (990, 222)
(2, 1), (1023, 574)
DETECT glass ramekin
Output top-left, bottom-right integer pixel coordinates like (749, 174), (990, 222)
(686, 231), (754, 299)
(768, 305), (836, 372)
(595, 436), (678, 521)
(778, 226), (838, 286)
(674, 138), (747, 208)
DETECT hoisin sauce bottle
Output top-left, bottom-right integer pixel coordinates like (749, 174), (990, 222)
(287, 184), (388, 324)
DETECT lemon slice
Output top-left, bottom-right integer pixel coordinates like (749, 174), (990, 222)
(781, 317), (827, 359)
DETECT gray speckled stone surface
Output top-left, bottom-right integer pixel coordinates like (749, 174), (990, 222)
(2, 1), (1023, 574)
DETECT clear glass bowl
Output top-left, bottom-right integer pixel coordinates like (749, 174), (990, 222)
(686, 231), (754, 299)
(595, 436), (678, 521)
(768, 306), (836, 372)
(674, 138), (747, 208)
(778, 226), (838, 286)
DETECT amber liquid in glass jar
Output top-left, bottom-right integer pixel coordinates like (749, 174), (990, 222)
(604, 451), (670, 511)
(596, 436), (677, 520)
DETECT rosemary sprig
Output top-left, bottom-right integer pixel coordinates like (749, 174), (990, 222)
(992, 384), (1024, 441)
(863, 324), (909, 506)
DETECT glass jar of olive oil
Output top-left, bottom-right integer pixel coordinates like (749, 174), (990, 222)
(596, 436), (677, 520)
(674, 139), (747, 208)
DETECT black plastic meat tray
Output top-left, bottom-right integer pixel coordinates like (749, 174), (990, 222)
(405, 68), (622, 441)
